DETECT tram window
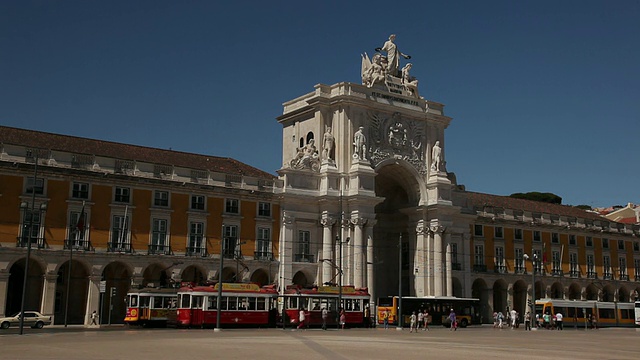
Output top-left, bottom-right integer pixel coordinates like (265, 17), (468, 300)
(130, 295), (138, 307)
(353, 300), (361, 311)
(179, 294), (189, 308)
(567, 307), (575, 317)
(328, 298), (337, 311)
(344, 299), (353, 311)
(193, 296), (204, 309)
(162, 297), (173, 308)
(621, 309), (631, 319)
(228, 297), (238, 310)
(140, 296), (150, 308)
(599, 308), (614, 319)
(153, 296), (163, 309)
(311, 298), (321, 310)
(257, 298), (266, 311)
(363, 299), (370, 309)
(238, 297), (248, 310)
(248, 297), (257, 310)
(287, 297), (298, 309)
(207, 296), (217, 310)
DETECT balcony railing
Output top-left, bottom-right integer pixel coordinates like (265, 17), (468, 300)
(64, 239), (92, 251)
(473, 264), (487, 272)
(586, 271), (597, 279)
(294, 254), (314, 263)
(148, 244), (171, 255)
(569, 270), (580, 278)
(223, 249), (241, 259)
(186, 245), (207, 257)
(602, 273), (612, 280)
(551, 269), (563, 277)
(254, 251), (274, 261)
(108, 242), (132, 253)
(619, 274), (629, 281)
(16, 236), (46, 249)
(514, 266), (525, 274)
(494, 264), (506, 274)
(451, 263), (462, 271)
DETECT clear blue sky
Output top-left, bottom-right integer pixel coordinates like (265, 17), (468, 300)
(1, 1), (638, 208)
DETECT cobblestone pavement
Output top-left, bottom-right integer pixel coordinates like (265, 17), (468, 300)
(0, 326), (638, 360)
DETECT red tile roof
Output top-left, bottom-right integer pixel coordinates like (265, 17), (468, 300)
(0, 126), (275, 179)
(465, 191), (605, 221)
(617, 217), (638, 224)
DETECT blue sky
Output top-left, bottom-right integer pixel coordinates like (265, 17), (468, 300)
(1, 1), (638, 208)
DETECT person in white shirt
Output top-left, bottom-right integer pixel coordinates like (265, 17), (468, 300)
(555, 312), (564, 330)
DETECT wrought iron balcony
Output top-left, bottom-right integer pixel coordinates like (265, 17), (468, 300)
(223, 249), (240, 259)
(619, 274), (629, 281)
(602, 273), (612, 280)
(186, 245), (207, 257)
(16, 236), (46, 249)
(64, 239), (92, 251)
(569, 270), (580, 278)
(108, 242), (132, 253)
(551, 269), (563, 277)
(254, 251), (274, 261)
(494, 264), (506, 274)
(514, 266), (526, 274)
(586, 271), (598, 279)
(294, 253), (314, 263)
(148, 244), (171, 255)
(473, 264), (487, 272)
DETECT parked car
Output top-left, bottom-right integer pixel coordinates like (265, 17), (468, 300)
(0, 311), (52, 329)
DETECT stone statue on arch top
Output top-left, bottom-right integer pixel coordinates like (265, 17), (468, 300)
(322, 126), (335, 161)
(376, 34), (411, 77)
(353, 126), (367, 161)
(430, 140), (443, 173)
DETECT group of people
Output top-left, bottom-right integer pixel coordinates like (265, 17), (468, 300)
(493, 308), (520, 329)
(408, 309), (433, 332)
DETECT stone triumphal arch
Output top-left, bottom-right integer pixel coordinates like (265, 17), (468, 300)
(276, 36), (472, 302)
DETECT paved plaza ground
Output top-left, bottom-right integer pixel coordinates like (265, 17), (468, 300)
(0, 326), (638, 360)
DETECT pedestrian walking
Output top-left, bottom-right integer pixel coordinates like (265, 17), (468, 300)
(383, 309), (389, 329)
(555, 312), (563, 330)
(417, 310), (424, 331)
(339, 308), (346, 330)
(448, 309), (457, 331)
(321, 307), (328, 330)
(297, 308), (306, 330)
(423, 310), (430, 331)
(409, 311), (417, 333)
(524, 312), (531, 331)
(90, 310), (98, 325)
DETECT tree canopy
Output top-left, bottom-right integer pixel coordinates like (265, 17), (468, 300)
(509, 192), (562, 204)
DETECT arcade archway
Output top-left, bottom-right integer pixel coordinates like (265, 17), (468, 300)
(6, 258), (45, 316)
(54, 260), (89, 325)
(101, 262), (132, 325)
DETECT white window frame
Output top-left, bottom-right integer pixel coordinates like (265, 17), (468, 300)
(153, 190), (170, 207)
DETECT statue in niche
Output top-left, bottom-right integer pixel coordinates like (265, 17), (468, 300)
(290, 139), (320, 171)
(353, 126), (367, 161)
(322, 126), (335, 161)
(401, 63), (421, 99)
(361, 53), (386, 88)
(376, 34), (411, 77)
(430, 141), (443, 173)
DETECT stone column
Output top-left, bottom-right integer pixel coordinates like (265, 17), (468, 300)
(427, 230), (434, 296)
(0, 271), (9, 317)
(41, 273), (58, 319)
(320, 217), (336, 285)
(351, 218), (366, 288)
(85, 275), (102, 326)
(431, 225), (444, 296)
(279, 213), (295, 290)
(445, 233), (453, 296)
(414, 221), (428, 297)
(365, 222), (376, 303)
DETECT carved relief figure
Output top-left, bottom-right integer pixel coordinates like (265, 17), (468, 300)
(322, 127), (335, 161)
(430, 141), (442, 172)
(377, 34), (411, 77)
(401, 63), (420, 99)
(290, 139), (320, 171)
(353, 126), (367, 161)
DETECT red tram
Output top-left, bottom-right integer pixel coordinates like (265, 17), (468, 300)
(124, 287), (178, 327)
(176, 283), (278, 327)
(282, 285), (370, 327)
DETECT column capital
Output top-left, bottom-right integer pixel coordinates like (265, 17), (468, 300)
(429, 225), (446, 234)
(282, 213), (295, 226)
(350, 217), (368, 227)
(320, 217), (337, 227)
(416, 222), (429, 235)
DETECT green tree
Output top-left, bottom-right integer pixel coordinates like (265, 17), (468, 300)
(509, 192), (562, 204)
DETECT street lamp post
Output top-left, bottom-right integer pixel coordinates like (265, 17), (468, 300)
(397, 233), (403, 330)
(524, 253), (538, 329)
(19, 153), (42, 335)
(215, 224), (225, 332)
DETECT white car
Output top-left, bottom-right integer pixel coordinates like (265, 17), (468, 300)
(0, 311), (52, 329)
